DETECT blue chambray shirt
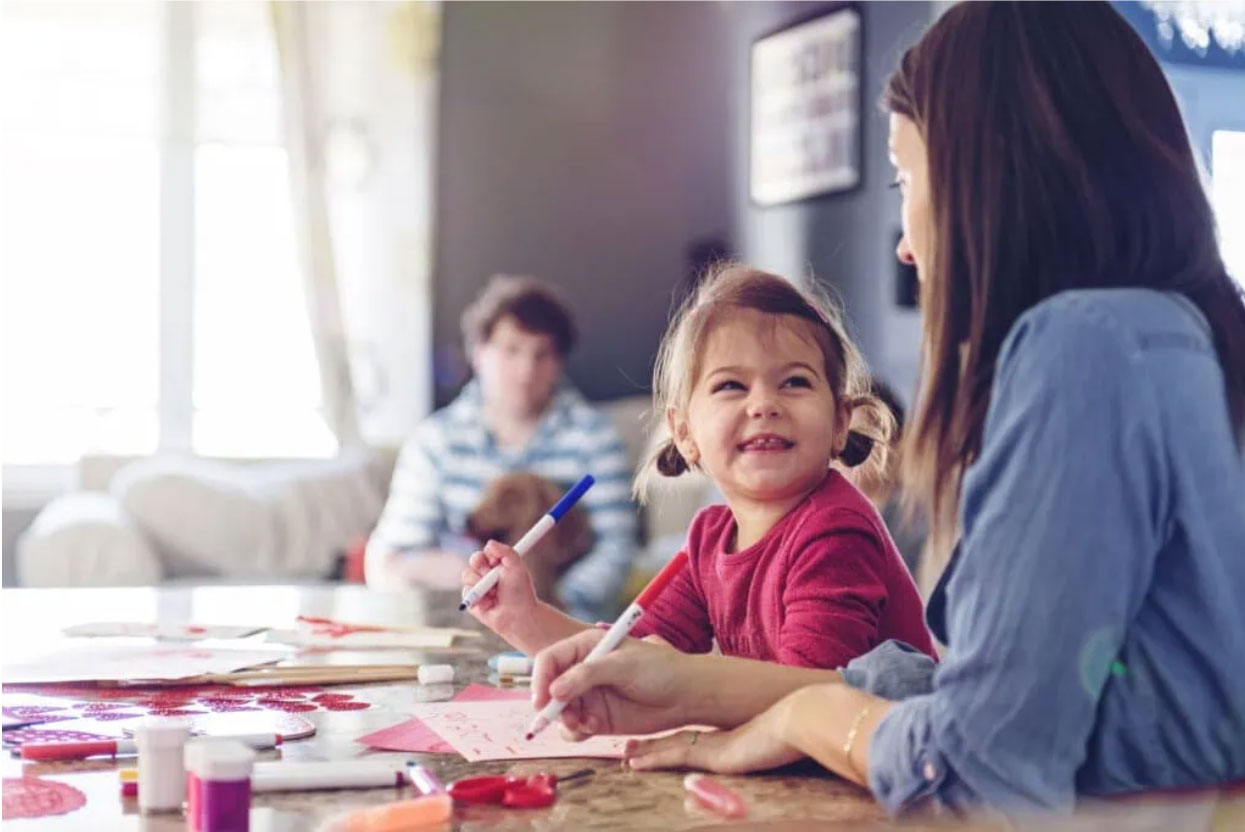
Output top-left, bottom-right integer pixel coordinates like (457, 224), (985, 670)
(850, 289), (1245, 814)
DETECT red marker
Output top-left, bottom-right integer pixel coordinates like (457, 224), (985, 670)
(526, 551), (689, 740)
(684, 774), (748, 818)
(20, 733), (280, 761)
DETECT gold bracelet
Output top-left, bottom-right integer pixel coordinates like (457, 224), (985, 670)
(842, 703), (873, 770)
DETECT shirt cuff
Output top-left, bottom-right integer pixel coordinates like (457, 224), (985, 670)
(840, 639), (937, 701)
(868, 694), (953, 815)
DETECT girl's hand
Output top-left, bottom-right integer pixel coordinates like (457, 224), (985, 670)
(460, 540), (539, 635)
(531, 629), (707, 739)
(623, 694), (803, 774)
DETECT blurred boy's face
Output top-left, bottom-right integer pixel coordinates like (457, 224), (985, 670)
(473, 316), (563, 421)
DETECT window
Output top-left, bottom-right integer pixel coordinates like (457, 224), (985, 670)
(1, 1), (334, 470)
(1212, 130), (1245, 287)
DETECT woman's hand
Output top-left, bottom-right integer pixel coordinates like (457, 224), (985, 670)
(532, 631), (845, 741)
(623, 695), (804, 774)
(531, 629), (708, 739)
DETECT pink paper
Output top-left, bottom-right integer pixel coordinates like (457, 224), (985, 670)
(356, 683), (526, 753)
(409, 699), (632, 761)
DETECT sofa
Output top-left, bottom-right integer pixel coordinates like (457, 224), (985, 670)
(16, 395), (712, 588)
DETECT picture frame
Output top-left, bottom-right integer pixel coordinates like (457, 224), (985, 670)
(749, 5), (863, 207)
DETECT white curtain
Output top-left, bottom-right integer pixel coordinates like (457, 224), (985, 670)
(271, 1), (440, 451)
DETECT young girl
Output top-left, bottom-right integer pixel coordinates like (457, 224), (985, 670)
(461, 264), (936, 669)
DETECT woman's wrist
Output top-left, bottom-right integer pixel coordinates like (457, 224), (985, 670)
(503, 601), (586, 655)
(685, 655), (842, 728)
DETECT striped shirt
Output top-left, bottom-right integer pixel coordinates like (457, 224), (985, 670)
(370, 380), (638, 618)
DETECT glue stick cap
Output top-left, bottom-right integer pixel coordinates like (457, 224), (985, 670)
(134, 716), (192, 747)
(194, 740), (255, 781)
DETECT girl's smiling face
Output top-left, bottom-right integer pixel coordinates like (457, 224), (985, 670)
(669, 308), (849, 506)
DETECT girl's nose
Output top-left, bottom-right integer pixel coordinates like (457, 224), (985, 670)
(747, 391), (781, 419)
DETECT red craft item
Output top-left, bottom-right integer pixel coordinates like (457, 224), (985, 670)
(3, 728), (115, 746)
(320, 700), (369, 711)
(3, 777), (87, 819)
(448, 770), (591, 809)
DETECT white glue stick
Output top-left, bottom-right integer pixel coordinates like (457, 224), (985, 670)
(417, 664), (454, 685)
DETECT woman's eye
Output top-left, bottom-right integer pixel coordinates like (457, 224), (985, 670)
(782, 376), (812, 389)
(711, 380), (744, 393)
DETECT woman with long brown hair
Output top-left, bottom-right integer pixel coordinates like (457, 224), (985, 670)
(528, 1), (1245, 813)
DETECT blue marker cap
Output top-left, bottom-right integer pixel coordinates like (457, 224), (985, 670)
(548, 474), (594, 520)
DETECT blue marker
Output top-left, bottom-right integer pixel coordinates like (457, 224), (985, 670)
(459, 474), (594, 611)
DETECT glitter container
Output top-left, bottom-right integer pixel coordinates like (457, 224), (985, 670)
(133, 717), (192, 814)
(187, 739), (254, 832)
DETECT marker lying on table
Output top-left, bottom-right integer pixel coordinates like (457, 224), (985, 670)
(684, 773), (748, 818)
(459, 474), (595, 611)
(525, 550), (689, 740)
(21, 733), (279, 761)
(120, 759), (414, 794)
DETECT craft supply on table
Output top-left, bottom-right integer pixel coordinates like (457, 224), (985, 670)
(527, 550), (689, 739)
(319, 793), (452, 832)
(253, 759), (411, 792)
(119, 767), (139, 797)
(416, 664), (454, 685)
(20, 730), (280, 761)
(63, 622), (266, 640)
(121, 759), (415, 795)
(3, 645), (292, 685)
(460, 473), (595, 610)
(2, 776), (87, 820)
(405, 762), (445, 797)
(684, 773), (748, 819)
(134, 716), (191, 813)
(266, 615), (479, 650)
(408, 699), (634, 761)
(186, 739), (255, 832)
(489, 652), (533, 676)
(6, 706), (317, 760)
(355, 683), (526, 753)
(448, 768), (593, 809)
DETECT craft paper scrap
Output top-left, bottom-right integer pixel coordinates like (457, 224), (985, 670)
(63, 622), (266, 640)
(265, 616), (479, 650)
(409, 699), (634, 761)
(356, 683), (525, 753)
(3, 645), (290, 684)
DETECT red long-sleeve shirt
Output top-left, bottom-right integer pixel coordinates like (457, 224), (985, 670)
(632, 471), (936, 668)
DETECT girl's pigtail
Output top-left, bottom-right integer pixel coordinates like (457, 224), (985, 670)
(840, 431), (875, 467)
(656, 440), (689, 476)
(837, 394), (895, 481)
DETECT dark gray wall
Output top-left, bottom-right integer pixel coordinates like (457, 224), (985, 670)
(724, 1), (934, 404)
(433, 1), (735, 405)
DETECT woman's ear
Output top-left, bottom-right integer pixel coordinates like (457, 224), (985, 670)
(666, 408), (699, 466)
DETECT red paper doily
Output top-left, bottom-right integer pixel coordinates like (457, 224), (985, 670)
(3, 777), (87, 819)
(3, 728), (115, 746)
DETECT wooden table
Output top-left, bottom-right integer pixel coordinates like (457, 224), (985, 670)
(6, 585), (1242, 831)
(1, 584), (893, 831)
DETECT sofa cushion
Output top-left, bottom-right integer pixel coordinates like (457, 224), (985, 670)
(111, 454), (383, 578)
(17, 492), (163, 586)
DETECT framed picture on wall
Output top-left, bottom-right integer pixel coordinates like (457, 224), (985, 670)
(750, 5), (862, 207)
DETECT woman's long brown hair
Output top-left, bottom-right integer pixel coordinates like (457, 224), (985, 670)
(885, 1), (1245, 550)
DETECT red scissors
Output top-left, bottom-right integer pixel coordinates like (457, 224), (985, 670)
(447, 768), (593, 808)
